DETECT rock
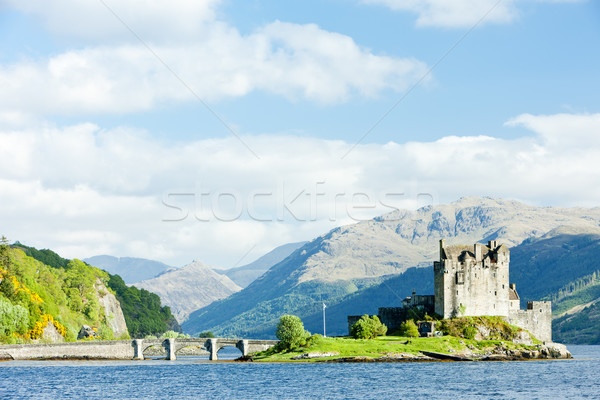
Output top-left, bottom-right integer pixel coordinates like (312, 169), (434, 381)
(42, 323), (65, 343)
(291, 352), (340, 360)
(541, 343), (572, 359)
(96, 280), (129, 339)
(78, 325), (97, 340)
(512, 331), (533, 345)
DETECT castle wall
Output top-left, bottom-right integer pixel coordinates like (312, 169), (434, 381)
(508, 301), (552, 343)
(435, 245), (510, 318)
(377, 308), (409, 333)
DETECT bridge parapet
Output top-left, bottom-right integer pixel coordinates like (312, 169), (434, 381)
(0, 338), (278, 361)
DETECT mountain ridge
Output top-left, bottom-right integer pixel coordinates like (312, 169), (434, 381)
(182, 197), (600, 338)
(134, 260), (242, 323)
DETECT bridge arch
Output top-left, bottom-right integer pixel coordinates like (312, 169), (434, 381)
(132, 338), (278, 361)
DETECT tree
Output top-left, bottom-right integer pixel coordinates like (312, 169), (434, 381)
(198, 331), (215, 338)
(399, 319), (420, 338)
(351, 315), (387, 339)
(0, 296), (28, 337)
(0, 236), (9, 268)
(275, 315), (309, 350)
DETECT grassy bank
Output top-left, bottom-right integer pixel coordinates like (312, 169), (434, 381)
(251, 335), (538, 362)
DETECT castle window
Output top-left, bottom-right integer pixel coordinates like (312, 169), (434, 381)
(456, 271), (464, 285)
(495, 291), (497, 296)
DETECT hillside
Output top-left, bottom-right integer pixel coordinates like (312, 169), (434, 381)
(218, 241), (307, 288)
(134, 260), (242, 323)
(10, 242), (178, 339)
(552, 301), (600, 344)
(83, 255), (173, 284)
(510, 231), (600, 304)
(0, 241), (128, 343)
(182, 197), (600, 339)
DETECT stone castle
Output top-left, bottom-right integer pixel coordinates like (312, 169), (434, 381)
(349, 240), (553, 342)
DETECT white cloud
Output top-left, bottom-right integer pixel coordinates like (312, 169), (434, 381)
(0, 21), (429, 114)
(505, 112), (600, 149)
(1, 112), (599, 266)
(1, 0), (220, 43)
(362, 0), (582, 28)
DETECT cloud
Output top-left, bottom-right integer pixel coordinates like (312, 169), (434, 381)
(362, 0), (582, 28)
(1, 0), (220, 43)
(505, 112), (600, 149)
(0, 20), (429, 114)
(1, 112), (599, 266)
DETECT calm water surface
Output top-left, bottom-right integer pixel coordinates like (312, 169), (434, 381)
(0, 345), (598, 399)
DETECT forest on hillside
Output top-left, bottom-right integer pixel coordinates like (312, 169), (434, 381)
(0, 238), (177, 343)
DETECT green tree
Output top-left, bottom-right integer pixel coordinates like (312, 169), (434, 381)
(198, 331), (215, 338)
(399, 319), (420, 338)
(350, 315), (387, 339)
(0, 236), (9, 268)
(0, 296), (29, 337)
(275, 315), (310, 350)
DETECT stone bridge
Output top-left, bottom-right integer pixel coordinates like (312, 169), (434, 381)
(0, 338), (278, 361)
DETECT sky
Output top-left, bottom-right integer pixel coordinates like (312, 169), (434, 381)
(0, 0), (599, 268)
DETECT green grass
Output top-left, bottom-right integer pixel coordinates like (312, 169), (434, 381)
(250, 335), (537, 362)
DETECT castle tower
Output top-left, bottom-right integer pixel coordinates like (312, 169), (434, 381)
(434, 240), (510, 319)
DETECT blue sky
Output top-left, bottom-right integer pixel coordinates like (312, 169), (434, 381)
(0, 0), (599, 267)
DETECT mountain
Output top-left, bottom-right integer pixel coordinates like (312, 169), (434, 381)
(182, 197), (600, 338)
(134, 260), (242, 323)
(83, 255), (173, 284)
(507, 231), (600, 344)
(217, 241), (307, 288)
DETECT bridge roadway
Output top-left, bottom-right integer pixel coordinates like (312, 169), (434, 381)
(0, 337), (278, 361)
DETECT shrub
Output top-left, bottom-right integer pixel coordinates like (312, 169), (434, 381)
(399, 319), (419, 338)
(160, 330), (189, 339)
(275, 315), (310, 350)
(463, 326), (477, 340)
(0, 296), (28, 337)
(306, 334), (324, 347)
(198, 331), (215, 338)
(351, 315), (388, 339)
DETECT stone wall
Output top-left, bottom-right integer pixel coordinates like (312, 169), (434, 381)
(378, 308), (409, 333)
(0, 340), (136, 360)
(508, 301), (552, 342)
(347, 315), (362, 334)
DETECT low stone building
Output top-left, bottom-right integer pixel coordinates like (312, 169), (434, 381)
(348, 240), (553, 342)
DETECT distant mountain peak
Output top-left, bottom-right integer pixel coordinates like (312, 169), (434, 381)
(134, 259), (241, 323)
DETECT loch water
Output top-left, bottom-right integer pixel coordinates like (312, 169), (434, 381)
(0, 345), (598, 399)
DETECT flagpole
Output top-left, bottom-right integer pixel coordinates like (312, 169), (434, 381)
(323, 303), (326, 338)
